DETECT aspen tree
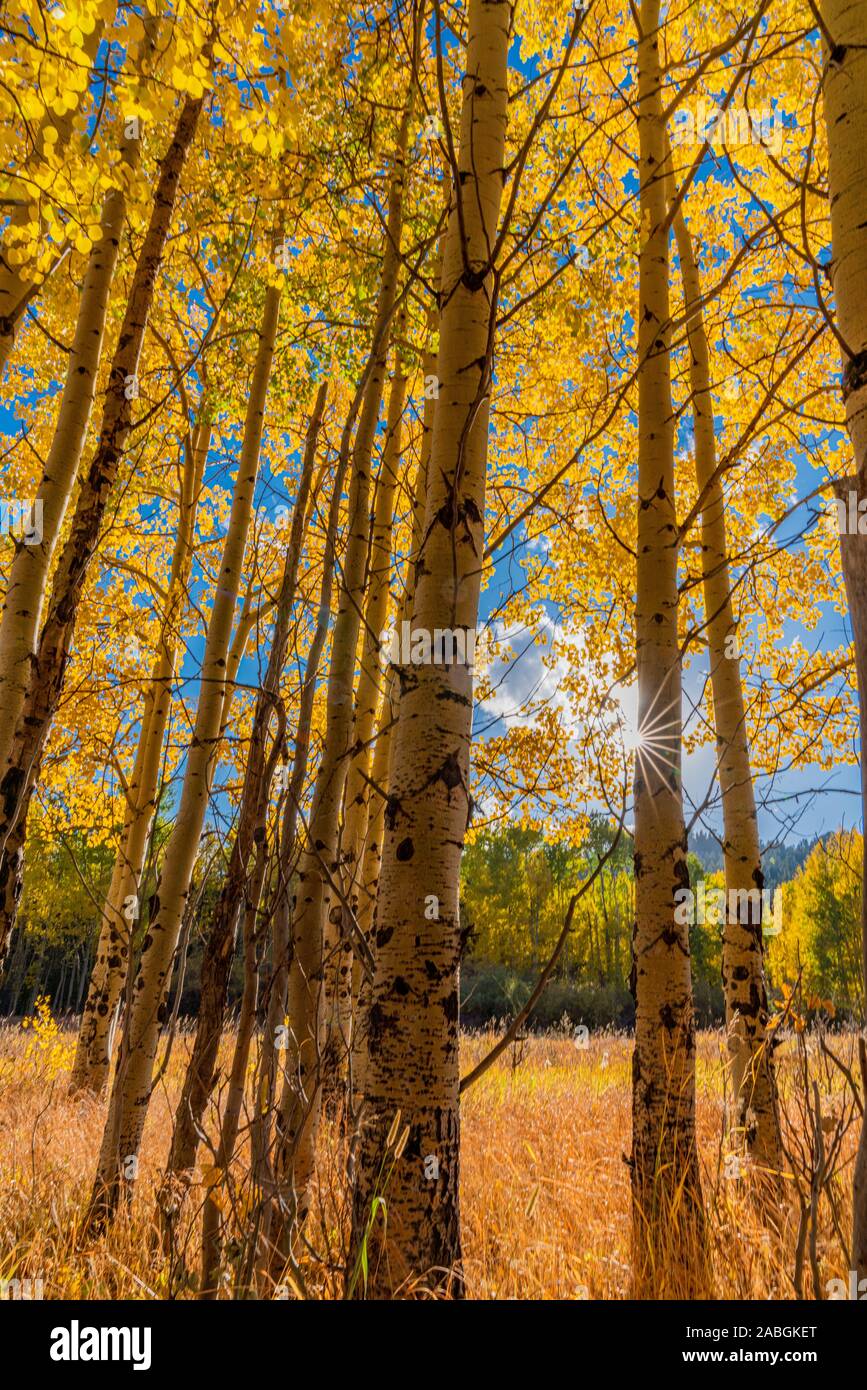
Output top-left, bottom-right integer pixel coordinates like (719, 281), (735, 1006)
(820, 0), (867, 1281)
(629, 0), (702, 1290)
(259, 446), (348, 1270)
(349, 0), (511, 1297)
(158, 383), (326, 1228)
(326, 352), (407, 1084)
(200, 842), (267, 1298)
(274, 44), (418, 1236)
(88, 282), (281, 1223)
(351, 346), (434, 1094)
(342, 355), (409, 900)
(69, 410), (211, 1097)
(0, 80), (210, 967)
(668, 167), (782, 1174)
(0, 16), (160, 792)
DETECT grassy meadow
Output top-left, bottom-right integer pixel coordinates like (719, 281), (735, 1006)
(0, 1014), (860, 1300)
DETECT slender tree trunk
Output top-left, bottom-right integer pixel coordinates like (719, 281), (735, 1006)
(325, 355), (407, 1091)
(668, 179), (782, 1173)
(88, 281), (280, 1225)
(341, 357), (409, 901)
(157, 383), (326, 1232)
(820, 0), (867, 1281)
(262, 447), (346, 1270)
(0, 43), (156, 783)
(349, 0), (511, 1298)
(275, 65), (417, 1241)
(350, 344), (434, 1096)
(0, 86), (209, 969)
(69, 413), (210, 1096)
(199, 845), (266, 1299)
(629, 0), (703, 1294)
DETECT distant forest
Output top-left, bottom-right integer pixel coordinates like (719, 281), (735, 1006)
(0, 817), (842, 1033)
(688, 830), (816, 890)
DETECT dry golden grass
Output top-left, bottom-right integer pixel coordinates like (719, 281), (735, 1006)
(0, 1015), (860, 1299)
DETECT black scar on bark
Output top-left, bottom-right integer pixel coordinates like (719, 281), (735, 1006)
(397, 665), (419, 696)
(829, 44), (848, 66)
(434, 495), (482, 532)
(376, 924), (394, 950)
(396, 837), (414, 861)
(661, 922), (684, 949)
(434, 751), (463, 793)
(461, 268), (486, 292)
(0, 763), (25, 819)
(367, 1001), (387, 1048)
(843, 348), (867, 400)
(437, 687), (471, 705)
(442, 988), (459, 1023)
(393, 976), (410, 996)
(658, 1002), (679, 1033)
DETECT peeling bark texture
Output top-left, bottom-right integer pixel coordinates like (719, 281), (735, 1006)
(0, 87), (208, 970)
(157, 383), (326, 1236)
(69, 413), (211, 1098)
(630, 0), (703, 1294)
(349, 0), (511, 1299)
(820, 0), (867, 1281)
(88, 282), (280, 1226)
(668, 180), (782, 1175)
